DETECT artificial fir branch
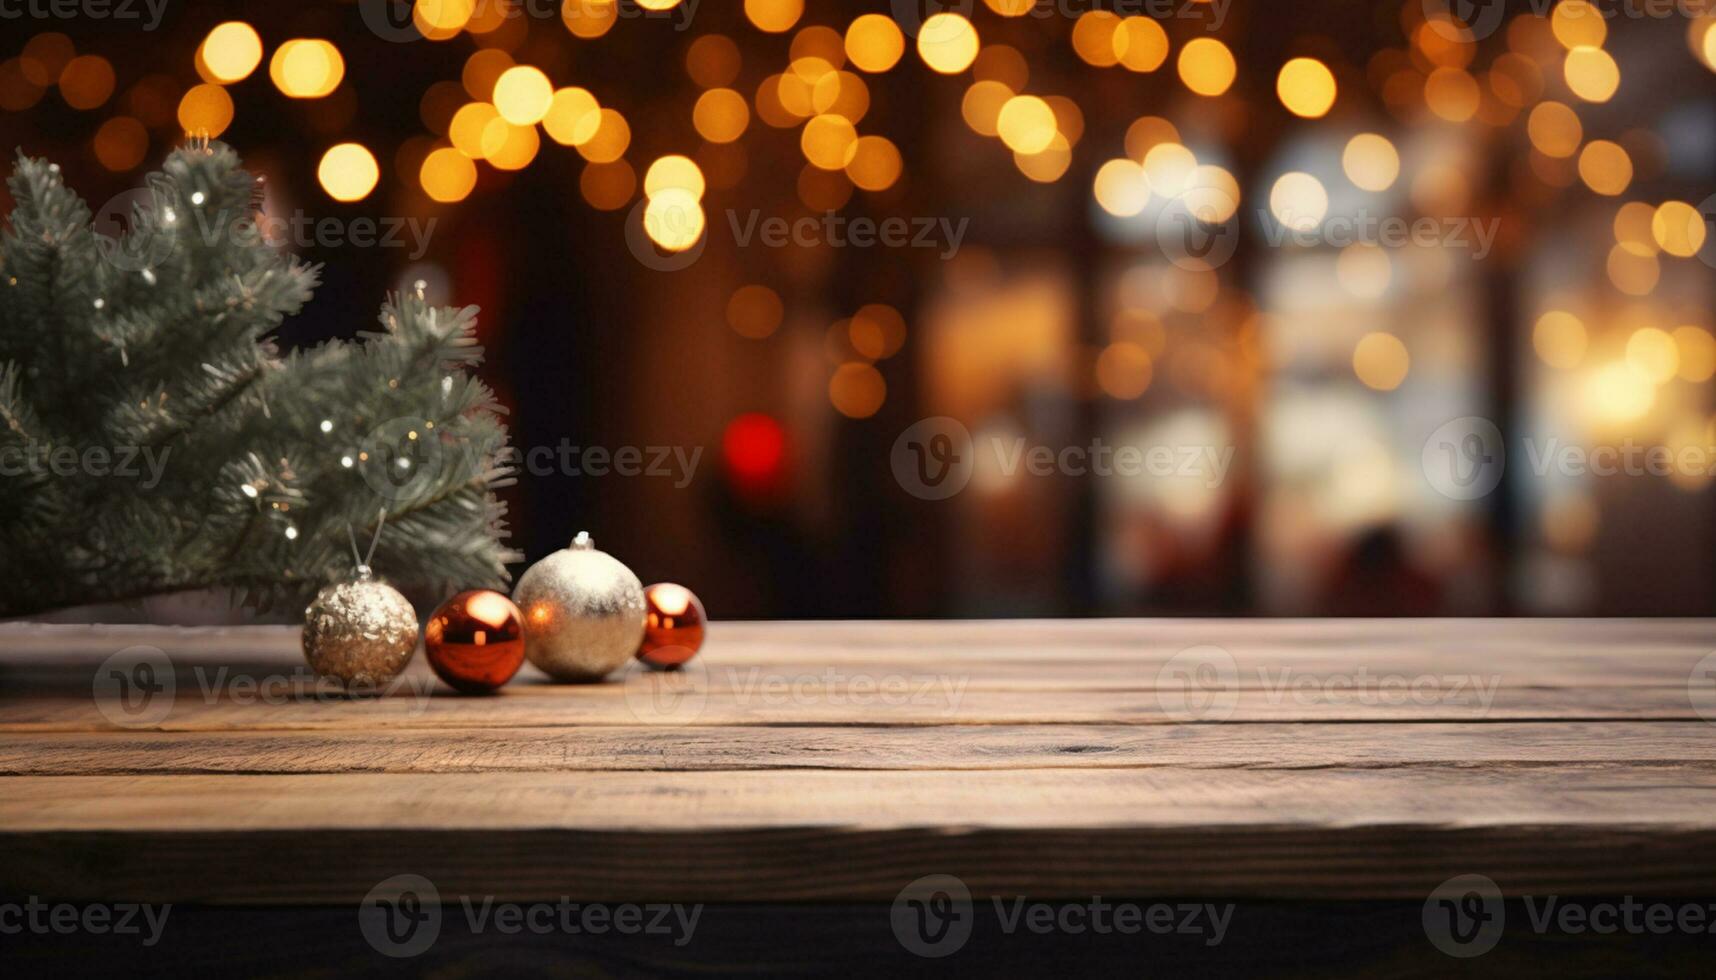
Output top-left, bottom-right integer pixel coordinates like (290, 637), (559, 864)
(0, 143), (517, 619)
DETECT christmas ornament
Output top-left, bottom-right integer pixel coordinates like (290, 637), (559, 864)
(637, 582), (707, 671)
(302, 514), (419, 690)
(425, 589), (525, 694)
(302, 572), (418, 690)
(513, 531), (645, 682)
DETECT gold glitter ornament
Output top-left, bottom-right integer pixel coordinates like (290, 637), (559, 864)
(301, 570), (419, 689)
(302, 513), (419, 690)
(513, 531), (644, 682)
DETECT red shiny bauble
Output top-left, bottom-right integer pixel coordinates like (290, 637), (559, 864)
(425, 589), (526, 693)
(637, 582), (706, 671)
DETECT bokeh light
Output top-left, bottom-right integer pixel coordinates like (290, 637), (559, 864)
(845, 15), (904, 73)
(728, 285), (784, 339)
(693, 88), (750, 143)
(270, 40), (344, 99)
(1353, 332), (1410, 391)
(996, 96), (1057, 154)
(1277, 58), (1337, 118)
(1342, 133), (1400, 191)
(492, 66), (553, 125)
(1533, 311), (1586, 370)
(917, 14), (979, 75)
(318, 143), (380, 202)
(1177, 38), (1235, 96)
(177, 83), (234, 137)
(745, 0), (803, 34)
(543, 87), (601, 146)
(1269, 172), (1328, 231)
(199, 22), (262, 85)
(419, 147), (477, 203)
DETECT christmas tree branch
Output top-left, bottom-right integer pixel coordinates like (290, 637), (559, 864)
(0, 143), (514, 620)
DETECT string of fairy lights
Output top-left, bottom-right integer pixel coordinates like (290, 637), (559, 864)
(2, 1), (1715, 434)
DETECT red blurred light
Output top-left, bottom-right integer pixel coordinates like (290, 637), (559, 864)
(722, 412), (786, 494)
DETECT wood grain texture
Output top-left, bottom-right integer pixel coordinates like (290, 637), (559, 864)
(1, 619), (1715, 903)
(5, 722), (1716, 774)
(6, 769), (1716, 901)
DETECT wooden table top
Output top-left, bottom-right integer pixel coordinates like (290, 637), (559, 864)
(3, 618), (1715, 904)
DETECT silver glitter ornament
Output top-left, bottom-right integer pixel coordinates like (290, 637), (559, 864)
(302, 568), (419, 690)
(513, 531), (644, 682)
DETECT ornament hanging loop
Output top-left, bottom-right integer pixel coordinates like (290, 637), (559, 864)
(346, 508), (389, 578)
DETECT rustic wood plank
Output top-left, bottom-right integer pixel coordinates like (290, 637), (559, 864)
(5, 620), (1715, 688)
(3, 721), (1716, 774)
(0, 683), (1707, 732)
(4, 619), (1715, 907)
(5, 768), (1716, 901)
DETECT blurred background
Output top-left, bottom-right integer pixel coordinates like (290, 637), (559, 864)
(3, 0), (1715, 618)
